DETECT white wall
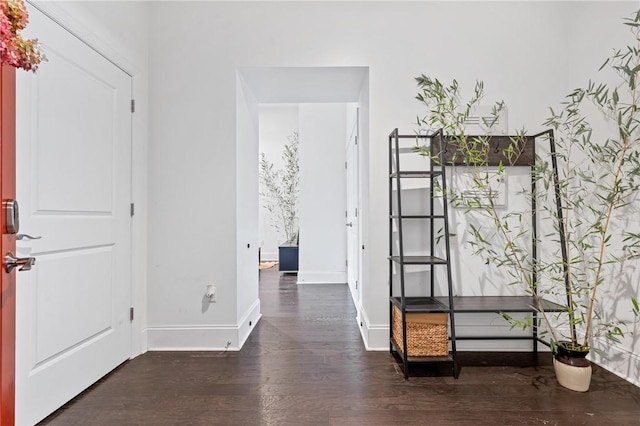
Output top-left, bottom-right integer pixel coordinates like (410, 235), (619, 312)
(298, 103), (348, 284)
(563, 2), (640, 385)
(356, 72), (376, 346)
(147, 1), (640, 384)
(235, 73), (262, 347)
(258, 104), (299, 260)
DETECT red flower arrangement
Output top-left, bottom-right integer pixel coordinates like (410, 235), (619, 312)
(1, 0), (44, 72)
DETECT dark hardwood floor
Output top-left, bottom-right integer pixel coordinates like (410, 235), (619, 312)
(40, 268), (640, 425)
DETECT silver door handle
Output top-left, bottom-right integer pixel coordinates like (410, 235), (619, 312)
(346, 222), (353, 227)
(4, 252), (36, 273)
(17, 233), (42, 240)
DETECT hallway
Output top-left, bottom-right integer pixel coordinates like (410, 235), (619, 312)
(40, 268), (640, 425)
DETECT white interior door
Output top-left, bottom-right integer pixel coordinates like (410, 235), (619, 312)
(345, 107), (359, 303)
(15, 8), (132, 425)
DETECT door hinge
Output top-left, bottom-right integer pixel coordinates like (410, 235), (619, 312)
(356, 280), (358, 290)
(345, 161), (348, 170)
(355, 135), (358, 145)
(346, 259), (348, 267)
(355, 208), (358, 217)
(130, 307), (134, 322)
(131, 99), (136, 113)
(130, 203), (135, 217)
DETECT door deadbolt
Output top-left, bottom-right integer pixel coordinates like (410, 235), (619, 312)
(2, 199), (19, 234)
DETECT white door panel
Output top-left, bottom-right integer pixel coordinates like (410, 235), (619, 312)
(33, 247), (114, 362)
(16, 7), (132, 425)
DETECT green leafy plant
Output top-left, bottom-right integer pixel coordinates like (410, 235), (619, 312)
(414, 10), (640, 353)
(259, 132), (299, 245)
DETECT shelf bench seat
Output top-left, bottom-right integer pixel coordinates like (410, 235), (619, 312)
(390, 295), (564, 314)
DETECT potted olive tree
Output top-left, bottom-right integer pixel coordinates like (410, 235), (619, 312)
(414, 10), (640, 392)
(259, 132), (300, 272)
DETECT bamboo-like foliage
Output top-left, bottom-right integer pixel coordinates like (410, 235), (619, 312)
(414, 10), (640, 352)
(259, 132), (300, 245)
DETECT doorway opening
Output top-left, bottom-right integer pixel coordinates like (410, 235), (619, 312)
(237, 66), (369, 344)
(258, 103), (356, 285)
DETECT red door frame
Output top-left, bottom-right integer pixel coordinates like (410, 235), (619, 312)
(0, 65), (17, 426)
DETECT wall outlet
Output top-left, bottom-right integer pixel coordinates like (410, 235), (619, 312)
(206, 285), (216, 303)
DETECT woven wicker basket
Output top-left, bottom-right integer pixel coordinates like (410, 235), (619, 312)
(392, 305), (449, 357)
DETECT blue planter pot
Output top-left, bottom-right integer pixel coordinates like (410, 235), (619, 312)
(278, 245), (299, 272)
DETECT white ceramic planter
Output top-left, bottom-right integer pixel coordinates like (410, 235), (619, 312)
(553, 358), (592, 392)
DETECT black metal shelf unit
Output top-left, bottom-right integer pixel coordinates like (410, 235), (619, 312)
(388, 129), (566, 378)
(388, 129), (458, 379)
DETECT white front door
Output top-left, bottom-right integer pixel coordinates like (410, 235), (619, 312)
(15, 8), (132, 425)
(345, 107), (360, 303)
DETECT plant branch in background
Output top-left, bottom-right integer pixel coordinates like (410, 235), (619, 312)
(259, 132), (299, 245)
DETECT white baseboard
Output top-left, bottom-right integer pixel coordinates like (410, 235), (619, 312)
(453, 324), (551, 351)
(297, 271), (346, 284)
(260, 251), (278, 261)
(590, 338), (640, 388)
(138, 330), (149, 356)
(357, 309), (389, 350)
(238, 299), (262, 348)
(454, 339), (551, 352)
(146, 326), (241, 351)
(146, 300), (261, 351)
